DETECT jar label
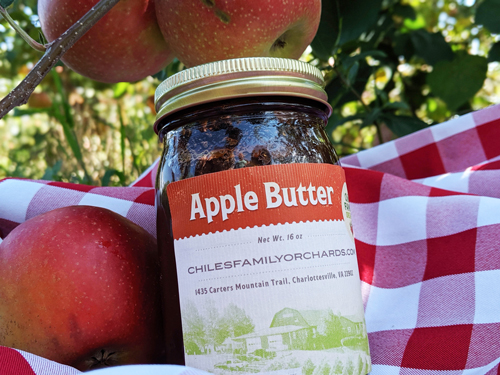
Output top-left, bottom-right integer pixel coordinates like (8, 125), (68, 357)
(167, 163), (371, 375)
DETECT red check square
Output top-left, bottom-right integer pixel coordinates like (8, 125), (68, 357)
(400, 143), (446, 180)
(401, 325), (473, 370)
(345, 168), (383, 203)
(0, 347), (36, 375)
(424, 229), (476, 281)
(355, 240), (376, 286)
(477, 119), (500, 160)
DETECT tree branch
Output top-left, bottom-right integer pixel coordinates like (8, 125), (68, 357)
(0, 0), (121, 119)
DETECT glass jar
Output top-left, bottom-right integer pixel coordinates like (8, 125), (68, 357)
(155, 58), (370, 374)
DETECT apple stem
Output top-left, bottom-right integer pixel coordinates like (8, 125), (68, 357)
(89, 349), (118, 369)
(0, 6), (46, 52)
(0, 0), (122, 119)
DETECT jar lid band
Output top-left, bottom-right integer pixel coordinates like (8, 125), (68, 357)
(154, 57), (332, 133)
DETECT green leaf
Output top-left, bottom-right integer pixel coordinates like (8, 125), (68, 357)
(347, 61), (359, 84)
(113, 82), (130, 99)
(327, 113), (365, 130)
(102, 169), (126, 187)
(427, 54), (488, 111)
(403, 14), (426, 30)
(393, 3), (416, 20)
(152, 58), (182, 81)
(42, 160), (62, 181)
(311, 0), (340, 60)
(118, 104), (126, 174)
(394, 33), (415, 61)
(403, 70), (428, 110)
(152, 69), (168, 82)
(52, 69), (75, 129)
(375, 87), (388, 106)
(361, 108), (382, 129)
(326, 60), (373, 107)
(12, 107), (50, 116)
(381, 114), (427, 137)
(383, 101), (410, 111)
(51, 108), (83, 162)
(0, 0), (15, 8)
(342, 50), (387, 68)
(50, 69), (92, 183)
(488, 42), (500, 62)
(476, 0), (500, 34)
(38, 31), (47, 45)
(311, 0), (383, 59)
(410, 29), (453, 65)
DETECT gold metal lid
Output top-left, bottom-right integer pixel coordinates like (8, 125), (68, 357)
(154, 57), (332, 133)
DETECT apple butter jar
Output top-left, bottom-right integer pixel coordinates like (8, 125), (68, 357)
(154, 57), (371, 374)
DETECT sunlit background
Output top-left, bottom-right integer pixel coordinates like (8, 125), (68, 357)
(1, 0), (500, 185)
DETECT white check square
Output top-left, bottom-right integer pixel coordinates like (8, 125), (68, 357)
(477, 196), (500, 228)
(365, 282), (421, 333)
(474, 269), (500, 324)
(431, 113), (475, 142)
(78, 193), (134, 218)
(413, 171), (471, 194)
(377, 196), (428, 246)
(370, 365), (401, 375)
(0, 180), (45, 223)
(357, 141), (399, 169)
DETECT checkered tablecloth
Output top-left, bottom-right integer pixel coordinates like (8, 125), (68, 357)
(1, 104), (500, 374)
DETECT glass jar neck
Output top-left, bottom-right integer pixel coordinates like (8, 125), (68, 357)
(156, 96), (330, 137)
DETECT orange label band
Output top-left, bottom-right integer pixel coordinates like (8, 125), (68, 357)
(167, 163), (346, 239)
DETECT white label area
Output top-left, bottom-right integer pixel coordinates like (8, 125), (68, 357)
(174, 220), (371, 375)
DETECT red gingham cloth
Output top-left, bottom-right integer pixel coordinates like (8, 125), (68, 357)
(1, 104), (500, 374)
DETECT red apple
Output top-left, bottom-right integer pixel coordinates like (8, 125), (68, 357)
(155, 0), (321, 67)
(38, 0), (174, 83)
(0, 206), (165, 371)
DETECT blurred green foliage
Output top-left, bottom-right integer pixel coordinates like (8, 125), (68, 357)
(312, 0), (500, 154)
(1, 0), (500, 185)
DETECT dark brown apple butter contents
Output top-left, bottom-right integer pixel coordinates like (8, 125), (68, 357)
(155, 96), (338, 364)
